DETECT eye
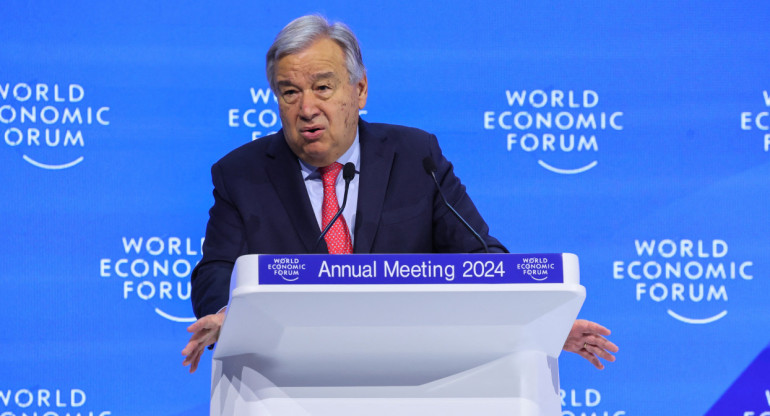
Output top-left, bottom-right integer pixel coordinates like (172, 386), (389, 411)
(315, 84), (334, 97)
(281, 89), (299, 103)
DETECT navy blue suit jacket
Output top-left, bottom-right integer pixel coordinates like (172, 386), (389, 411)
(191, 120), (507, 318)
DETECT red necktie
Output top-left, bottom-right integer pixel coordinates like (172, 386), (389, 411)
(319, 162), (353, 254)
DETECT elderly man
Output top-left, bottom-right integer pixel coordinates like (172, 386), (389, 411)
(182, 15), (617, 373)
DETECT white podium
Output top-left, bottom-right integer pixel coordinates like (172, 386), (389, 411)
(211, 253), (585, 416)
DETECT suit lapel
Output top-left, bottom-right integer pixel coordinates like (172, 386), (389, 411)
(264, 132), (323, 253)
(354, 120), (395, 253)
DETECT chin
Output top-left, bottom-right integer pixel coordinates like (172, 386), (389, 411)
(303, 143), (329, 156)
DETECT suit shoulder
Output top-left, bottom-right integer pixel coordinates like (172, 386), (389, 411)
(366, 122), (435, 140)
(364, 122), (439, 154)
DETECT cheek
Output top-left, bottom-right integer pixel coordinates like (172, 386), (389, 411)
(278, 104), (296, 121)
(284, 131), (301, 149)
(340, 95), (359, 126)
(343, 103), (357, 127)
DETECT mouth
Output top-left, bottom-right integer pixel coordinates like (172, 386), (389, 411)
(300, 126), (325, 140)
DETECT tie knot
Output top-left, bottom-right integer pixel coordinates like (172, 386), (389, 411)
(319, 162), (343, 188)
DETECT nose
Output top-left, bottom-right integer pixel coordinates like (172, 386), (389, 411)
(298, 92), (321, 120)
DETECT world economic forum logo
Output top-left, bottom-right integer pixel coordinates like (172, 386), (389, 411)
(612, 238), (754, 324)
(1, 82), (109, 170)
(99, 236), (203, 323)
(266, 256), (307, 282)
(483, 89), (623, 174)
(518, 256), (555, 282)
(0, 387), (111, 416)
(739, 90), (770, 152)
(560, 388), (626, 416)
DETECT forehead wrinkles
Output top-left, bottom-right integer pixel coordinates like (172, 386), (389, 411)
(310, 71), (338, 83)
(278, 54), (336, 74)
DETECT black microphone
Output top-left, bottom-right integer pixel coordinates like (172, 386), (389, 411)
(422, 157), (490, 253)
(314, 162), (357, 252)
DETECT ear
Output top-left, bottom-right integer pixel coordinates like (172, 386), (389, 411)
(356, 74), (368, 109)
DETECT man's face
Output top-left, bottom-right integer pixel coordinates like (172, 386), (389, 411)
(274, 37), (368, 167)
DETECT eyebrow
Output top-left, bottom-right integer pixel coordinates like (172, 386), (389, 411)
(276, 72), (338, 89)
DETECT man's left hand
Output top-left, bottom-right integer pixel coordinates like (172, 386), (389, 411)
(563, 319), (618, 370)
(182, 309), (226, 373)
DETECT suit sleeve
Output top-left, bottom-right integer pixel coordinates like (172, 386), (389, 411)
(190, 162), (247, 319)
(426, 134), (508, 253)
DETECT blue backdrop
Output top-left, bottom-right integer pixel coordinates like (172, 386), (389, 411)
(2, 1), (768, 415)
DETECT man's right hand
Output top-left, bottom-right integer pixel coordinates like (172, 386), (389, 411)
(182, 309), (226, 373)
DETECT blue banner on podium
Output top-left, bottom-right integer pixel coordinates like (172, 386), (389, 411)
(256, 253), (565, 285)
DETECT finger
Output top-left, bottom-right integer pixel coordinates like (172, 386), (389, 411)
(188, 328), (212, 345)
(603, 338), (619, 353)
(183, 326), (216, 357)
(182, 338), (202, 356)
(182, 330), (210, 356)
(586, 335), (619, 353)
(188, 350), (198, 373)
(187, 314), (219, 333)
(576, 319), (611, 336)
(183, 346), (200, 371)
(565, 333), (594, 352)
(187, 319), (204, 333)
(190, 346), (204, 373)
(576, 348), (604, 370)
(597, 349), (617, 362)
(585, 344), (616, 362)
(182, 341), (202, 364)
(596, 339), (619, 354)
(182, 353), (193, 367)
(184, 325), (219, 355)
(564, 340), (584, 353)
